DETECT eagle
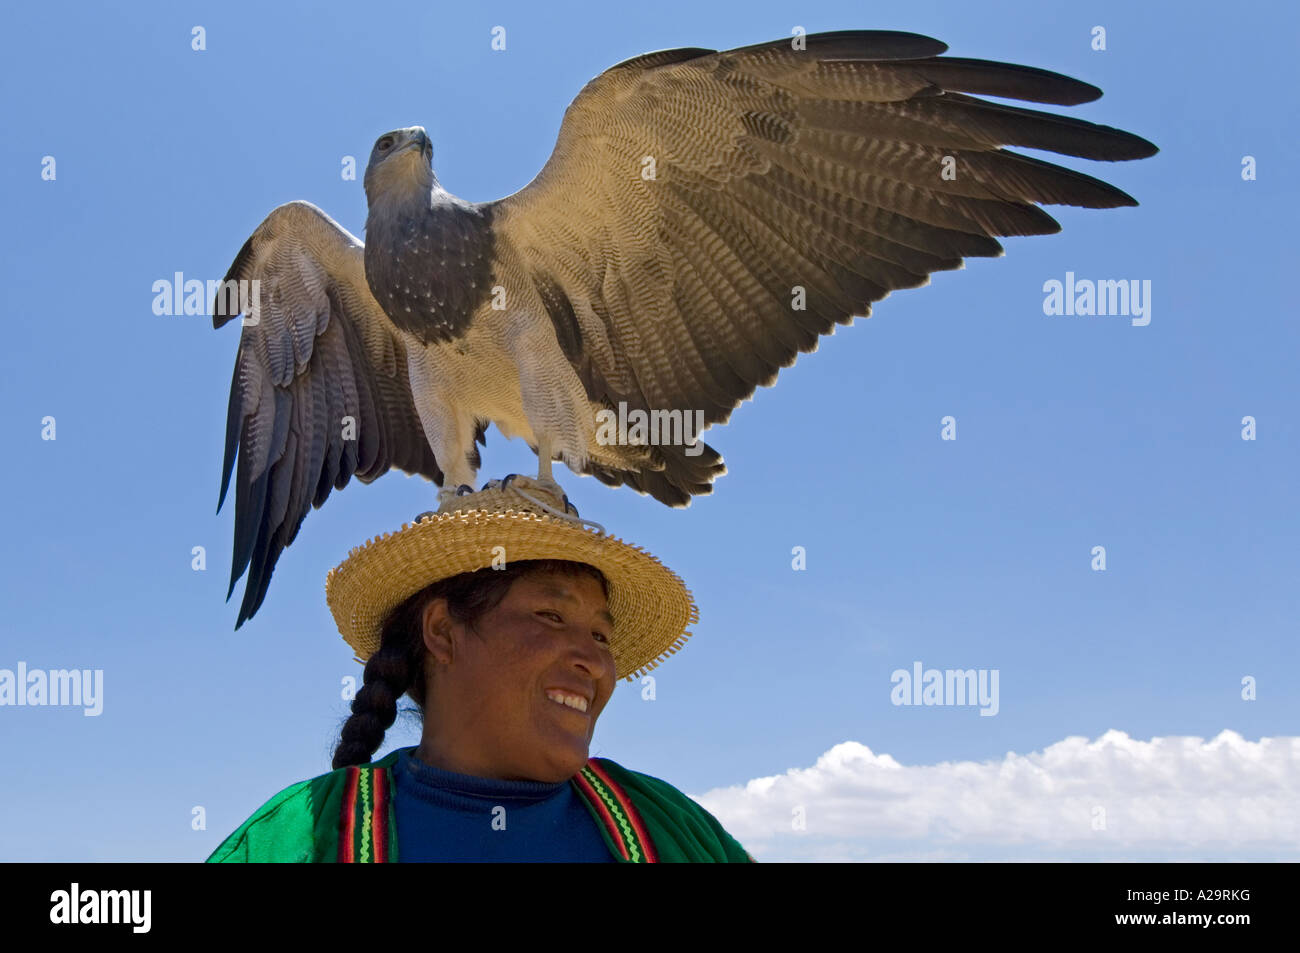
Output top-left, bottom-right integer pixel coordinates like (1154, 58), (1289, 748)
(213, 30), (1157, 628)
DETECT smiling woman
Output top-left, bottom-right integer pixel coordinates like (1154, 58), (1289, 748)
(205, 476), (755, 863)
(337, 559), (616, 782)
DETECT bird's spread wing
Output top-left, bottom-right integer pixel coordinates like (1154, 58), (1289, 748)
(214, 201), (443, 628)
(487, 30), (1157, 429)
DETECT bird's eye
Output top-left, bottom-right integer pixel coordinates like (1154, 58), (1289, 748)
(377, 136), (394, 151)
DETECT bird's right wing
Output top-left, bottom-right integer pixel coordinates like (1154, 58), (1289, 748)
(485, 31), (1157, 477)
(213, 200), (444, 629)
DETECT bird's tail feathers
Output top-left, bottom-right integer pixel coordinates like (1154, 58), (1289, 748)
(584, 440), (725, 507)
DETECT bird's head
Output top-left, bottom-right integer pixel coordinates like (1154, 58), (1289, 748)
(363, 126), (435, 206)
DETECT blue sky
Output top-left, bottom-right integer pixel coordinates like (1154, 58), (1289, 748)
(1, 0), (1296, 861)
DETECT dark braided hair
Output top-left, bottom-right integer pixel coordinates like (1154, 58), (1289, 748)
(331, 559), (609, 769)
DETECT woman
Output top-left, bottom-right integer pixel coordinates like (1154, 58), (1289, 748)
(206, 476), (755, 862)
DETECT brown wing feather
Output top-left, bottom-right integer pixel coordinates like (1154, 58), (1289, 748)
(214, 201), (443, 628)
(486, 30), (1157, 498)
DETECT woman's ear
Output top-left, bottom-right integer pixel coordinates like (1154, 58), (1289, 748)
(420, 596), (456, 665)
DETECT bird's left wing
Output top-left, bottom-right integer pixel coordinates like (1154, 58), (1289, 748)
(486, 30), (1157, 440)
(213, 201), (444, 628)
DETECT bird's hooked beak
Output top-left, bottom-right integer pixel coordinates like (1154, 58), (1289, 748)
(405, 127), (432, 163)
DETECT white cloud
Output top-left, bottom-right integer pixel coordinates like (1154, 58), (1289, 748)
(691, 730), (1300, 862)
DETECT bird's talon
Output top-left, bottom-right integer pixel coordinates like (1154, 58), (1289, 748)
(455, 483), (474, 496)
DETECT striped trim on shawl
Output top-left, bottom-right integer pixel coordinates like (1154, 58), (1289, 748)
(338, 765), (391, 863)
(337, 757), (659, 862)
(574, 758), (658, 863)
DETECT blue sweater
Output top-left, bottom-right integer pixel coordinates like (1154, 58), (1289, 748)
(392, 746), (616, 862)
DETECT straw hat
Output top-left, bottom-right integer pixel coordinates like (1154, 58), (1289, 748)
(325, 475), (698, 681)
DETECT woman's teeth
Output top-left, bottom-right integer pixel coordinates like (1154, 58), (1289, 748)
(545, 691), (589, 713)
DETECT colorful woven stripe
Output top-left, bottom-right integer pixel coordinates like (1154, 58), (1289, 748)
(371, 768), (388, 863)
(357, 767), (373, 862)
(575, 759), (657, 863)
(338, 766), (389, 863)
(338, 767), (359, 863)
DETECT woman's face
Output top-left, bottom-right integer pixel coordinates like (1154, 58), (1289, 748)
(420, 568), (617, 783)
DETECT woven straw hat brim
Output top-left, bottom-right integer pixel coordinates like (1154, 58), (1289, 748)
(326, 507), (697, 681)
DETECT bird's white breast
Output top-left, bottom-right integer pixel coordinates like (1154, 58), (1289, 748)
(405, 306), (537, 442)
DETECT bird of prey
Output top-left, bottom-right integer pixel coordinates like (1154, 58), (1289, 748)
(213, 29), (1156, 627)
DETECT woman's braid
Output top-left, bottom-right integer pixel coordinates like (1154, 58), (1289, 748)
(330, 591), (427, 770)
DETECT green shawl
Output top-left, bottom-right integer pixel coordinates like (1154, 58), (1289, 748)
(206, 749), (755, 863)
